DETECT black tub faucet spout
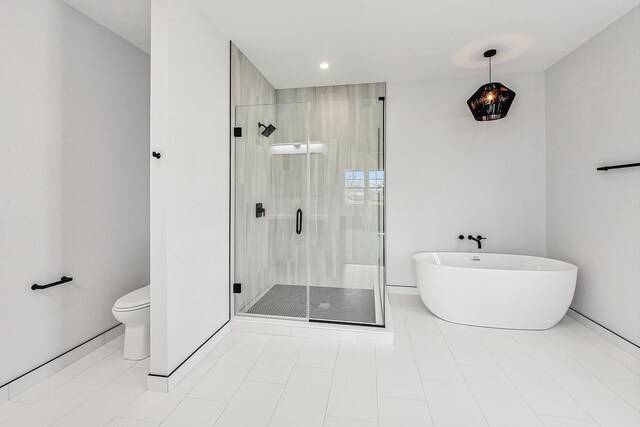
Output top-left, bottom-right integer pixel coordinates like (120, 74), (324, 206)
(468, 235), (486, 249)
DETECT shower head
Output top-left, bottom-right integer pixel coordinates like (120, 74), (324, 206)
(258, 122), (276, 137)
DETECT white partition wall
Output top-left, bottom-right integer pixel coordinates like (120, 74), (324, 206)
(150, 0), (230, 383)
(0, 0), (150, 391)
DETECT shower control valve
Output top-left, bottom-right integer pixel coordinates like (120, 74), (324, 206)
(256, 203), (266, 218)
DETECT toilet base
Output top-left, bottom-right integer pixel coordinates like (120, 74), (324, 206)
(123, 322), (150, 360)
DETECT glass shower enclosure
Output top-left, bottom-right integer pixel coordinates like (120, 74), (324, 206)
(233, 98), (385, 326)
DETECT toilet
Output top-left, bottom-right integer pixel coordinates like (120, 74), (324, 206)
(112, 285), (150, 360)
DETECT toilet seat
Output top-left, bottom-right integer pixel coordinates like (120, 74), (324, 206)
(113, 285), (150, 312)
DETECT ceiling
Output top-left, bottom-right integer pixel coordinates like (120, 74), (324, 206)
(64, 0), (638, 89)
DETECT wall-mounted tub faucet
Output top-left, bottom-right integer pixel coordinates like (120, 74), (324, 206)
(467, 235), (486, 249)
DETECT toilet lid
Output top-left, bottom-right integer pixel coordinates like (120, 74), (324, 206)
(114, 285), (150, 311)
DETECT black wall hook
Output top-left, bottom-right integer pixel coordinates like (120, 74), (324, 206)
(152, 151), (161, 159)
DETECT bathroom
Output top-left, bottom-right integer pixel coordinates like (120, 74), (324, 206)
(1, 0), (639, 426)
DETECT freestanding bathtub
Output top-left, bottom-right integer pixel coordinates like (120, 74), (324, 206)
(412, 252), (578, 330)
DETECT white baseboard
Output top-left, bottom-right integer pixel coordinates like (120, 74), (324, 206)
(0, 324), (124, 401)
(386, 284), (418, 295)
(147, 322), (231, 393)
(567, 309), (640, 359)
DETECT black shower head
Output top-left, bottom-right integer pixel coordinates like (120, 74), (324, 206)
(258, 122), (276, 137)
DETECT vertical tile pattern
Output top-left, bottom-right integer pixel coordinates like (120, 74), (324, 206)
(189, 343), (265, 402)
(3, 305), (639, 427)
(213, 381), (284, 427)
(0, 401), (28, 423)
(459, 365), (543, 427)
(233, 58), (387, 326)
(3, 382), (102, 427)
(377, 395), (433, 427)
(247, 336), (304, 384)
(11, 345), (120, 404)
(296, 339), (339, 369)
(422, 379), (487, 427)
(272, 85), (386, 313)
(107, 418), (159, 427)
(232, 44), (277, 313)
(160, 397), (226, 427)
(72, 348), (137, 386)
(326, 350), (378, 422)
(53, 367), (148, 427)
(119, 357), (218, 423)
(375, 343), (425, 401)
(269, 366), (333, 427)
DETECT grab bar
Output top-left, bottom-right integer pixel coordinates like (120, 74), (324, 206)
(31, 276), (73, 290)
(597, 162), (640, 171)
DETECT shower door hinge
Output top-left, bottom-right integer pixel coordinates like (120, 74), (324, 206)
(233, 283), (241, 294)
(233, 127), (242, 137)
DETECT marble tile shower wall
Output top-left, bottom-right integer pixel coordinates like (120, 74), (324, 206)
(233, 44), (387, 314)
(272, 84), (386, 292)
(232, 45), (276, 313)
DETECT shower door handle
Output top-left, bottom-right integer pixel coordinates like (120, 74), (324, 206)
(296, 209), (302, 235)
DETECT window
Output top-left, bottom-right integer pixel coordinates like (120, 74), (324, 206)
(345, 170), (365, 188)
(368, 170), (384, 188)
(345, 170), (365, 204)
(344, 169), (384, 205)
(367, 170), (384, 204)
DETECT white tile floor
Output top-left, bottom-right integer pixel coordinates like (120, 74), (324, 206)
(1, 293), (639, 427)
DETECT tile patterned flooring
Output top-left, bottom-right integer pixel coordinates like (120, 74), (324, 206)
(246, 284), (377, 324)
(1, 293), (639, 426)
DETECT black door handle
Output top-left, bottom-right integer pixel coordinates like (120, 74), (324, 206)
(296, 209), (302, 235)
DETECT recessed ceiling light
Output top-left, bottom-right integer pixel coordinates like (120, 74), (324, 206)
(319, 62), (330, 70)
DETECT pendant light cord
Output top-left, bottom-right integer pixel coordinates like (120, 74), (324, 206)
(489, 56), (492, 82)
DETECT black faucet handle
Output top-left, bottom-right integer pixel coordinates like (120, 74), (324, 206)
(256, 203), (266, 218)
(458, 235), (465, 240)
(477, 235), (486, 240)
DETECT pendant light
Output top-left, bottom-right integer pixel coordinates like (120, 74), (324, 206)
(467, 49), (516, 121)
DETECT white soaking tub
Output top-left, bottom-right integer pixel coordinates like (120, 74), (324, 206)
(412, 252), (578, 330)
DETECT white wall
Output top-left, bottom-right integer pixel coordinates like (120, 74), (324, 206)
(150, 0), (230, 375)
(387, 72), (547, 286)
(546, 6), (640, 346)
(0, 0), (150, 385)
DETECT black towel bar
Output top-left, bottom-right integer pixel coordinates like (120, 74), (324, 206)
(597, 162), (640, 171)
(31, 276), (73, 290)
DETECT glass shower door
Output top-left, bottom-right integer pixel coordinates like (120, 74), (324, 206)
(305, 98), (385, 326)
(234, 103), (310, 319)
(234, 97), (385, 326)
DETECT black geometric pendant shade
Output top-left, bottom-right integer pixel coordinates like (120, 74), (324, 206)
(467, 82), (516, 121)
(467, 49), (516, 121)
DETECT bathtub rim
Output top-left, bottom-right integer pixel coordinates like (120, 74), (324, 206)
(412, 251), (578, 273)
